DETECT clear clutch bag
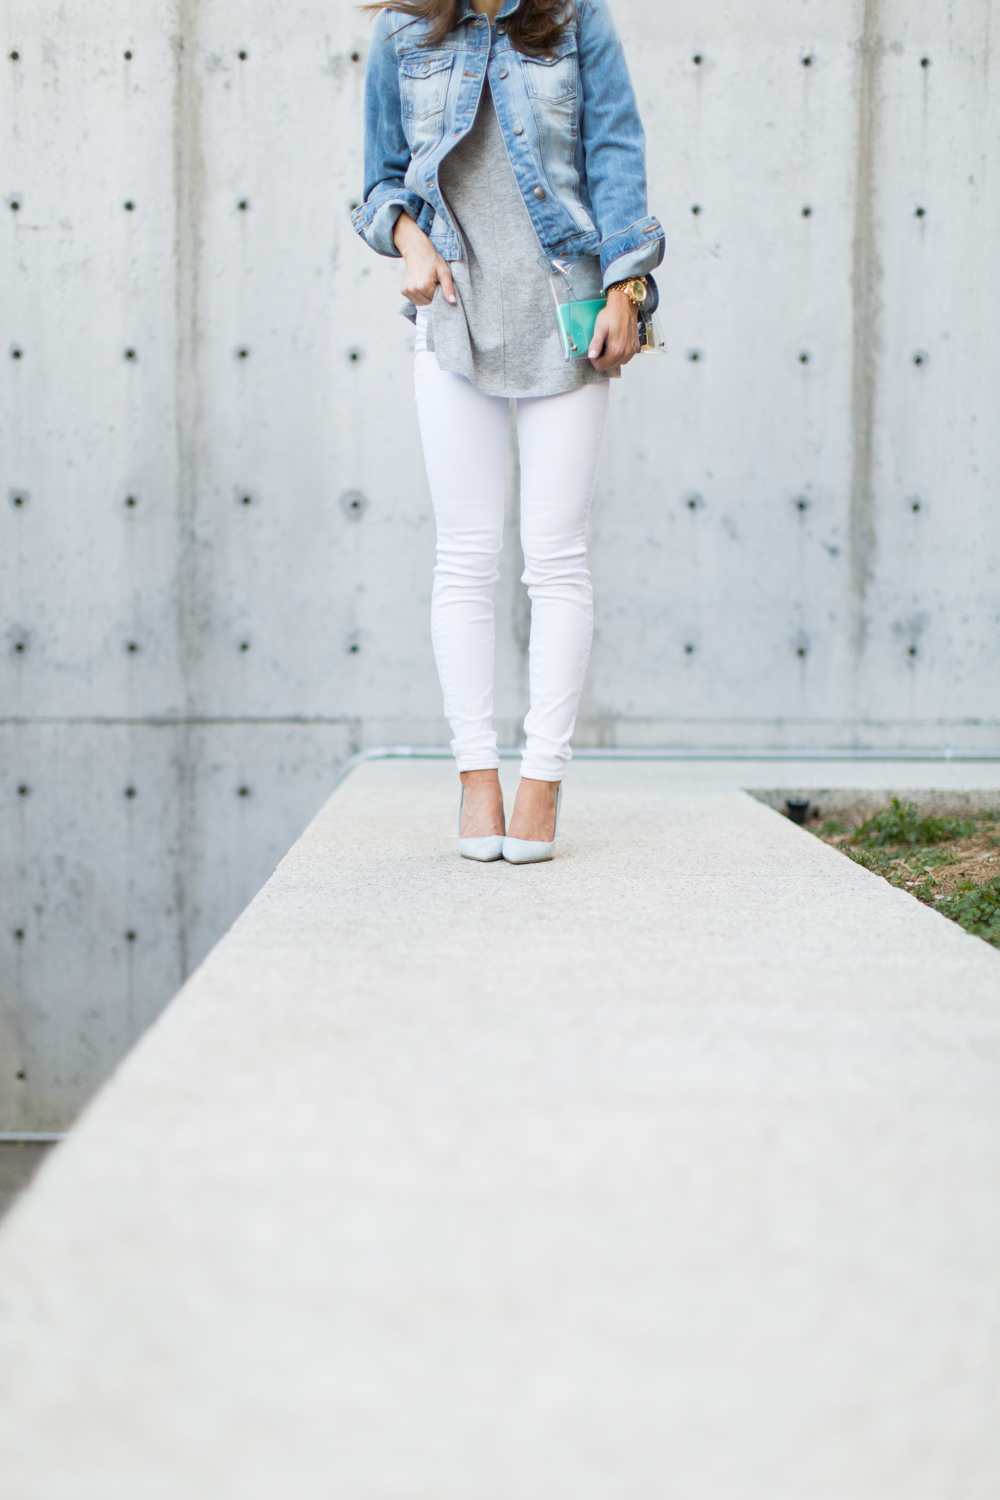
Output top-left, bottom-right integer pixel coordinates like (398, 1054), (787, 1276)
(544, 256), (665, 359)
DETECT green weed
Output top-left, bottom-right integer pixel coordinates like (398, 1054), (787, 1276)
(853, 797), (979, 850)
(844, 847), (894, 876)
(818, 816), (851, 838)
(935, 878), (1000, 949)
(845, 845), (941, 901)
(916, 846), (959, 868)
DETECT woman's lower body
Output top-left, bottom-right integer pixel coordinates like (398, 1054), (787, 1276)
(414, 315), (610, 789)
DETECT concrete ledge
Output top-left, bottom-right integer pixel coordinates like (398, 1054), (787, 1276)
(0, 758), (998, 1498)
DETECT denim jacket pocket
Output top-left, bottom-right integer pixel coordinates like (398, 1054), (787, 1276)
(399, 51), (455, 119)
(519, 43), (578, 104)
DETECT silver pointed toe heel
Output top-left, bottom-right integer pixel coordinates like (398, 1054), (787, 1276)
(502, 785), (562, 865)
(457, 787), (504, 862)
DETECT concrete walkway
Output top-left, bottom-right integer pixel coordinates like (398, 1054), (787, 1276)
(0, 758), (999, 1499)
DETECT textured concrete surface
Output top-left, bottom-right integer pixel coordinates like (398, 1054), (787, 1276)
(0, 757), (998, 1499)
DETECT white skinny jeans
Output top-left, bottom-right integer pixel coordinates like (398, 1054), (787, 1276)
(414, 309), (610, 781)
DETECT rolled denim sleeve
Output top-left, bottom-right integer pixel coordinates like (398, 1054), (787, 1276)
(350, 11), (426, 258)
(576, 0), (665, 288)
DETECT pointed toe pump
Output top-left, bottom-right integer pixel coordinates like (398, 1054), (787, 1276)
(502, 785), (562, 865)
(457, 786), (505, 862)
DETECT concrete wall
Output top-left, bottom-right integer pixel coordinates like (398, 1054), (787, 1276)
(2, 0), (998, 1126)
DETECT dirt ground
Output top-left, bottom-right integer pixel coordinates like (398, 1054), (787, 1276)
(813, 816), (1000, 901)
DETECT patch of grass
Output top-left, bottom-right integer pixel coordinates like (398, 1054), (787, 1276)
(853, 797), (978, 850)
(811, 801), (1000, 951)
(935, 878), (1000, 949)
(916, 846), (959, 868)
(844, 845), (943, 901)
(844, 846), (894, 876)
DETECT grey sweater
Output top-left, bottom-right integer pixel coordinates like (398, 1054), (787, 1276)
(427, 84), (615, 399)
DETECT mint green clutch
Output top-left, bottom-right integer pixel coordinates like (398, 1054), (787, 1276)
(544, 254), (606, 362)
(545, 255), (666, 361)
(555, 297), (607, 360)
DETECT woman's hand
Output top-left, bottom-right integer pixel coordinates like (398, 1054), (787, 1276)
(393, 211), (457, 306)
(589, 289), (641, 371)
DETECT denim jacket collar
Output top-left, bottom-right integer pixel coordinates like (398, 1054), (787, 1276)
(455, 0), (523, 20)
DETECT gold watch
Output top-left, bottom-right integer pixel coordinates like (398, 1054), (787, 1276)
(608, 276), (648, 307)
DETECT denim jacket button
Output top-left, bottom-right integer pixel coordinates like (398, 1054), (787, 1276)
(499, 68), (508, 78)
(533, 186), (546, 199)
(513, 123), (524, 135)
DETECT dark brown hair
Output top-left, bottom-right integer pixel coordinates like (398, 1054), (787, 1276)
(361, 1), (573, 56)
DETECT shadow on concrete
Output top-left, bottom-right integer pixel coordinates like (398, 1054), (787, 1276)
(0, 1145), (54, 1222)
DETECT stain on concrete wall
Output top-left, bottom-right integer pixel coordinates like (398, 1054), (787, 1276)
(850, 0), (882, 620)
(1, 0), (998, 1125)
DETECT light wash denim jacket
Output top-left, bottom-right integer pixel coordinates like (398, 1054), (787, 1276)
(351, 0), (664, 291)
